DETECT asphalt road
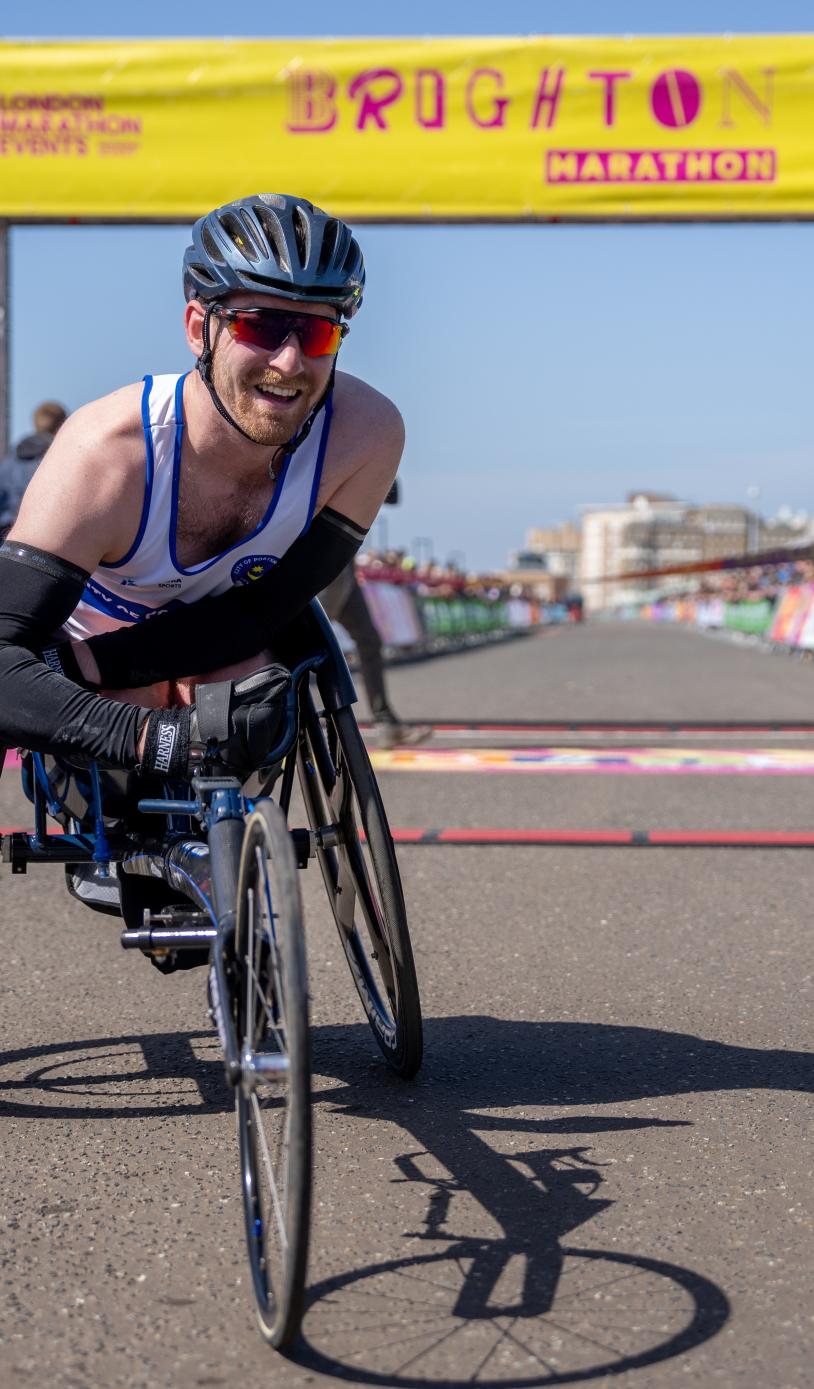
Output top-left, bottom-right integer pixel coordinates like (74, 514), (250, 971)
(1, 622), (812, 1389)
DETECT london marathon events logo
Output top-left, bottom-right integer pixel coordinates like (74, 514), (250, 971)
(0, 92), (143, 158)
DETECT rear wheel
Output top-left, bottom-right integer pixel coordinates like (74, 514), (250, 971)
(297, 697), (422, 1079)
(234, 800), (311, 1348)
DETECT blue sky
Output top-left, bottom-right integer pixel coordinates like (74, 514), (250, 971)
(4, 2), (814, 569)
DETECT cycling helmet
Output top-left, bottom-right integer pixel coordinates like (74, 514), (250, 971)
(183, 193), (364, 318)
(184, 194), (362, 451)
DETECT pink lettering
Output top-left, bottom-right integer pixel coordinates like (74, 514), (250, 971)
(529, 67), (565, 129)
(348, 69), (404, 131)
(719, 68), (775, 127)
(587, 71), (632, 126)
(415, 68), (445, 129)
(287, 71), (337, 133)
(650, 69), (702, 128)
(545, 147), (776, 184)
(465, 68), (509, 129)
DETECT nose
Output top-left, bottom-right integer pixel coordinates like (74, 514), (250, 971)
(267, 332), (305, 373)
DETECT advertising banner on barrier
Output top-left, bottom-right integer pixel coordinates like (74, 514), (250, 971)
(768, 583), (814, 646)
(796, 589), (814, 649)
(769, 586), (805, 644)
(0, 36), (812, 220)
(723, 598), (775, 635)
(360, 582), (424, 647)
(696, 598), (725, 628)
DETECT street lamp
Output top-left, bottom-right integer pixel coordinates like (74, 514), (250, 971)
(746, 485), (761, 553)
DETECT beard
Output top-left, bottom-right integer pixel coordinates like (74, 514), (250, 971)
(211, 356), (315, 446)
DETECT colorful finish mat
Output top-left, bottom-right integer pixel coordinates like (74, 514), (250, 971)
(369, 747), (814, 775)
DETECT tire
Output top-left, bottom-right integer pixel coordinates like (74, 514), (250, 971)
(234, 800), (311, 1349)
(297, 698), (423, 1079)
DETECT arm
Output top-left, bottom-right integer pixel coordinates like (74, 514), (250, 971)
(0, 387), (158, 766)
(0, 541), (144, 766)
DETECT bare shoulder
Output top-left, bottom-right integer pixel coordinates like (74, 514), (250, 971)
(11, 382), (148, 571)
(331, 371), (405, 451)
(318, 372), (405, 525)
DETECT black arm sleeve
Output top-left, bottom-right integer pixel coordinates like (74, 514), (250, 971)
(0, 542), (144, 767)
(84, 506), (369, 690)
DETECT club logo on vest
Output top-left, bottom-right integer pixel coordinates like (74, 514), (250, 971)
(231, 554), (278, 585)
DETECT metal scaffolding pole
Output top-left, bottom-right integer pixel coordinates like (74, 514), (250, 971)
(0, 222), (9, 458)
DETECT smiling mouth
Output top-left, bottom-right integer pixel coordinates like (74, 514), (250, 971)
(255, 383), (302, 405)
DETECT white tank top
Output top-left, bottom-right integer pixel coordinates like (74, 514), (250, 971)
(65, 372), (332, 641)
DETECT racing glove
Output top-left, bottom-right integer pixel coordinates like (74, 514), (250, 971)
(138, 664), (291, 781)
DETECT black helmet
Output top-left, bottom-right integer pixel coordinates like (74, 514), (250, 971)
(183, 193), (364, 318)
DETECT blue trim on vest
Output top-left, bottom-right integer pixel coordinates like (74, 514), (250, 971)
(301, 392), (333, 536)
(168, 380), (295, 576)
(99, 375), (156, 570)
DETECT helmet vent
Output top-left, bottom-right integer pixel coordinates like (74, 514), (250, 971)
(317, 220), (339, 277)
(254, 204), (290, 274)
(292, 206), (310, 268)
(342, 238), (361, 275)
(219, 209), (261, 265)
(189, 262), (219, 288)
(201, 225), (226, 266)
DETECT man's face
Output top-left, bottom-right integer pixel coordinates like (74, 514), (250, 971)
(191, 291), (339, 447)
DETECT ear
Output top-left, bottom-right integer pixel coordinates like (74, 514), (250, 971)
(184, 300), (206, 359)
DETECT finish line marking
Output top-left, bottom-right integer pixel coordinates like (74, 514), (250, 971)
(369, 747), (814, 775)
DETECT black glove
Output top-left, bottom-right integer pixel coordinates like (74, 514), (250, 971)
(139, 664), (291, 780)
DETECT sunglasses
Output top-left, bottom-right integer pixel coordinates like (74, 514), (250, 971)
(213, 305), (348, 358)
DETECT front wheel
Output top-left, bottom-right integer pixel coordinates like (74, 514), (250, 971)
(297, 697), (423, 1079)
(234, 800), (311, 1349)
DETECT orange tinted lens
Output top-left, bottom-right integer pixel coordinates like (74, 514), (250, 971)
(226, 310), (343, 358)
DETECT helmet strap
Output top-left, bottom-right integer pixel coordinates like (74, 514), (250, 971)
(268, 359), (337, 475)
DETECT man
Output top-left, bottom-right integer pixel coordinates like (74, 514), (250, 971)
(0, 400), (68, 538)
(0, 194), (403, 780)
(320, 480), (431, 748)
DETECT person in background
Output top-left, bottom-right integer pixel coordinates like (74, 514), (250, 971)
(320, 478), (431, 749)
(0, 400), (68, 538)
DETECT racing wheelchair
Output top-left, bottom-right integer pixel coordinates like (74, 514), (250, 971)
(1, 600), (423, 1349)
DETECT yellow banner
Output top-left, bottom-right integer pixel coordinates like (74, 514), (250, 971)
(0, 36), (812, 221)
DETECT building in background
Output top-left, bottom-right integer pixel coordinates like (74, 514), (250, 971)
(579, 493), (813, 612)
(520, 521), (582, 588)
(501, 521), (581, 601)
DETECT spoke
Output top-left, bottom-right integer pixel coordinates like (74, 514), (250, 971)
(390, 1265), (465, 1296)
(554, 1266), (650, 1303)
(394, 1317), (473, 1376)
(251, 1090), (288, 1253)
(338, 1317), (470, 1367)
(311, 1311), (452, 1338)
(244, 885), (255, 1051)
(531, 1312), (624, 1358)
(501, 1324), (559, 1375)
(319, 1283), (457, 1310)
(469, 1315), (519, 1382)
(246, 953), (286, 1054)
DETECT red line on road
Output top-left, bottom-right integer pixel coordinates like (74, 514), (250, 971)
(360, 721), (814, 735)
(435, 827), (634, 844)
(389, 828), (814, 848)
